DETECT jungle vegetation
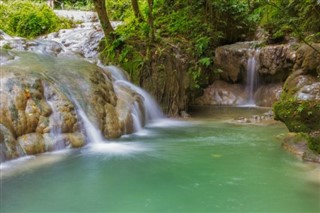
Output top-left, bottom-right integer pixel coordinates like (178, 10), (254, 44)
(0, 0), (319, 84)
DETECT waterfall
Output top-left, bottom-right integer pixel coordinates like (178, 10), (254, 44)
(97, 63), (129, 81)
(43, 89), (65, 150)
(246, 49), (260, 106)
(98, 64), (164, 131)
(131, 101), (143, 132)
(115, 80), (164, 123)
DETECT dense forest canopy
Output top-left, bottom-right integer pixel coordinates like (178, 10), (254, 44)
(0, 0), (319, 85)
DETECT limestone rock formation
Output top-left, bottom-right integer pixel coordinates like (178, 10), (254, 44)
(0, 50), (147, 162)
(141, 45), (190, 116)
(274, 44), (320, 155)
(194, 81), (246, 105)
(197, 42), (298, 107)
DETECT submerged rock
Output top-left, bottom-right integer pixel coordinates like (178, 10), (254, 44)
(282, 133), (320, 163)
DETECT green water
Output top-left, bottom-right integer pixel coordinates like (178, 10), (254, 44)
(1, 107), (320, 213)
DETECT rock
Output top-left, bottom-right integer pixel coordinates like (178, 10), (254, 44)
(0, 124), (20, 162)
(258, 44), (296, 82)
(282, 133), (307, 156)
(273, 44), (320, 154)
(140, 43), (190, 117)
(17, 133), (45, 155)
(0, 49), (16, 64)
(233, 110), (275, 125)
(214, 42), (252, 83)
(293, 43), (320, 76)
(282, 133), (320, 163)
(104, 103), (121, 139)
(214, 42), (297, 84)
(0, 50), (150, 162)
(254, 83), (283, 106)
(114, 83), (145, 135)
(43, 24), (104, 58)
(180, 111), (191, 118)
(0, 37), (66, 56)
(195, 80), (246, 105)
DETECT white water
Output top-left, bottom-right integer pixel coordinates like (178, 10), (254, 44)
(246, 49), (260, 106)
(76, 107), (104, 143)
(43, 83), (66, 150)
(115, 80), (164, 123)
(97, 63), (129, 81)
(66, 65), (163, 143)
(83, 142), (149, 157)
(104, 65), (164, 130)
(131, 102), (143, 132)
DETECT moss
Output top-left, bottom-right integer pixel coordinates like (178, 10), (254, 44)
(308, 132), (320, 154)
(274, 99), (320, 133)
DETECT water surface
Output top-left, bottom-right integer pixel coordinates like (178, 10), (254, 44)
(1, 107), (319, 213)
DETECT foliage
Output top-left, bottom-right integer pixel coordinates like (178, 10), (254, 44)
(100, 26), (145, 84)
(274, 98), (320, 133)
(100, 0), (258, 88)
(308, 134), (320, 154)
(105, 0), (132, 20)
(259, 0), (320, 43)
(97, 0), (319, 90)
(24, 0), (94, 10)
(58, 0), (94, 10)
(0, 0), (72, 38)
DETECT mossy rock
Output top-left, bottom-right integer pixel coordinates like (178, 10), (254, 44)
(274, 99), (320, 133)
(308, 131), (320, 154)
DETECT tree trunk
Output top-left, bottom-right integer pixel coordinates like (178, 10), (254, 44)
(147, 0), (155, 42)
(92, 0), (114, 39)
(131, 0), (143, 22)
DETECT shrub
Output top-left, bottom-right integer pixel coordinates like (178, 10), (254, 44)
(0, 0), (72, 38)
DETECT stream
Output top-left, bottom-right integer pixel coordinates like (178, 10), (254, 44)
(1, 107), (320, 213)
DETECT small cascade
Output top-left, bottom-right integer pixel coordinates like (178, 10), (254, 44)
(97, 63), (128, 81)
(102, 65), (164, 129)
(115, 80), (164, 123)
(68, 96), (105, 144)
(246, 49), (260, 106)
(43, 90), (65, 150)
(131, 102), (143, 132)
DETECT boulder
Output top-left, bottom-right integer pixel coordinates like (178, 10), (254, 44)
(195, 80), (246, 105)
(273, 44), (320, 154)
(214, 42), (297, 84)
(254, 83), (283, 107)
(214, 42), (252, 83)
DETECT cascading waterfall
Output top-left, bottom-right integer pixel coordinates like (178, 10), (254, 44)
(99, 64), (164, 131)
(43, 84), (65, 150)
(72, 100), (104, 144)
(0, 21), (166, 163)
(98, 63), (129, 81)
(246, 49), (260, 106)
(115, 80), (164, 123)
(131, 102), (143, 132)
(41, 70), (105, 145)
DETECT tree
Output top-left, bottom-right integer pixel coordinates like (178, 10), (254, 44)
(147, 0), (155, 42)
(131, 0), (143, 21)
(92, 0), (114, 39)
